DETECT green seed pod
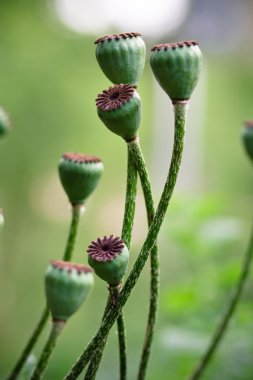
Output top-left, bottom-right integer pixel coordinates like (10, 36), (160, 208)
(150, 41), (202, 103)
(87, 235), (129, 285)
(0, 209), (4, 230)
(45, 260), (94, 321)
(0, 107), (10, 137)
(96, 84), (141, 141)
(58, 153), (104, 206)
(242, 121), (253, 163)
(95, 32), (146, 86)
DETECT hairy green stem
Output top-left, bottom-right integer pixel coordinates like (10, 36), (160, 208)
(7, 205), (82, 380)
(63, 205), (82, 261)
(63, 103), (186, 380)
(116, 311), (127, 380)
(83, 342), (106, 380)
(84, 286), (125, 380)
(121, 145), (138, 248)
(117, 145), (138, 380)
(6, 307), (50, 380)
(30, 321), (65, 380)
(186, 220), (253, 380)
(83, 146), (137, 380)
(84, 294), (111, 380)
(128, 140), (159, 380)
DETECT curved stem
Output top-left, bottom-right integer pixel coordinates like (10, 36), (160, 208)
(116, 312), (127, 380)
(83, 146), (137, 380)
(186, 220), (253, 380)
(63, 205), (82, 261)
(6, 307), (50, 380)
(117, 145), (137, 380)
(7, 205), (82, 380)
(30, 321), (65, 380)
(128, 140), (159, 380)
(20, 354), (37, 380)
(83, 343), (106, 380)
(63, 103), (186, 380)
(83, 294), (110, 380)
(84, 285), (125, 380)
(121, 144), (138, 248)
(83, 294), (128, 380)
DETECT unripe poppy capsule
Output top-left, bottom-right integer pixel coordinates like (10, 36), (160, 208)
(45, 260), (94, 321)
(58, 153), (103, 205)
(95, 32), (146, 86)
(150, 41), (202, 102)
(87, 235), (129, 285)
(96, 84), (141, 142)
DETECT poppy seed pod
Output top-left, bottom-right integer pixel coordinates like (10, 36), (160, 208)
(0, 108), (10, 137)
(58, 153), (103, 205)
(242, 121), (253, 163)
(95, 32), (146, 86)
(87, 235), (129, 285)
(45, 260), (94, 321)
(96, 84), (141, 141)
(150, 41), (202, 102)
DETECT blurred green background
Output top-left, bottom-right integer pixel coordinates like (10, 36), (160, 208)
(1, 0), (253, 379)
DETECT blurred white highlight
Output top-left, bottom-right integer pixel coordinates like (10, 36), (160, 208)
(54, 0), (190, 38)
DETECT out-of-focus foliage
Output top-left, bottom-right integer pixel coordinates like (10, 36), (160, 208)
(156, 196), (253, 380)
(1, 1), (253, 379)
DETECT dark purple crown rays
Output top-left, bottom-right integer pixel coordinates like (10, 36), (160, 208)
(50, 260), (93, 274)
(95, 32), (141, 44)
(151, 41), (198, 51)
(62, 153), (102, 164)
(96, 84), (134, 111)
(87, 235), (125, 262)
(244, 121), (253, 128)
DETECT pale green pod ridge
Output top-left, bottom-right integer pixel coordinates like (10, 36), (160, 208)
(20, 354), (37, 380)
(0, 107), (10, 137)
(87, 235), (129, 285)
(95, 32), (146, 86)
(0, 209), (4, 230)
(242, 121), (253, 163)
(96, 84), (141, 141)
(45, 260), (94, 321)
(150, 41), (202, 102)
(58, 153), (104, 205)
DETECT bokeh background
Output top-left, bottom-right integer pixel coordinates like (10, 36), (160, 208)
(1, 0), (253, 379)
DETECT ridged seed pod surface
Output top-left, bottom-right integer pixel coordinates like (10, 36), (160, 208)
(95, 33), (146, 86)
(45, 261), (94, 321)
(58, 153), (103, 205)
(150, 41), (202, 101)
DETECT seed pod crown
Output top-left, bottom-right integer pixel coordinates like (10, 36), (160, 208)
(87, 235), (129, 285)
